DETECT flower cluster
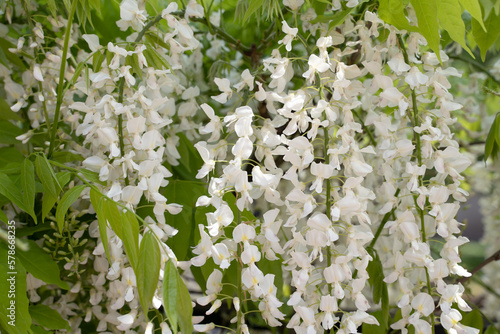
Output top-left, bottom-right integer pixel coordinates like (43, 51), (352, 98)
(1, 0), (487, 332)
(192, 4), (477, 334)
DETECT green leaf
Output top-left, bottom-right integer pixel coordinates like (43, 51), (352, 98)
(242, 0), (263, 23)
(147, 46), (171, 70)
(379, 0), (417, 32)
(29, 305), (70, 330)
(55, 171), (72, 189)
(15, 240), (69, 290)
(472, 8), (500, 61)
(460, 241), (486, 270)
(494, 113), (500, 147)
(15, 225), (51, 238)
(89, 0), (101, 11)
(31, 325), (51, 334)
(461, 309), (483, 334)
(102, 198), (123, 239)
(312, 0), (328, 15)
(92, 50), (104, 73)
(40, 170), (72, 223)
(162, 180), (207, 261)
(69, 61), (85, 88)
(79, 168), (105, 185)
(361, 311), (387, 334)
(0, 38), (27, 70)
(46, 0), (57, 18)
(438, 0), (473, 56)
(122, 210), (140, 270)
(163, 260), (179, 333)
(41, 192), (58, 223)
(21, 159), (36, 223)
(35, 155), (60, 199)
(485, 113), (499, 161)
(137, 231), (161, 320)
(55, 185), (86, 233)
(0, 246), (32, 334)
(259, 257), (283, 298)
(175, 133), (204, 179)
(177, 271), (193, 334)
(0, 98), (23, 121)
(459, 0), (486, 31)
(145, 0), (168, 15)
(485, 325), (500, 334)
(90, 189), (110, 261)
(0, 209), (7, 224)
(410, 0), (441, 60)
(367, 248), (389, 329)
(0, 173), (30, 213)
(51, 151), (84, 164)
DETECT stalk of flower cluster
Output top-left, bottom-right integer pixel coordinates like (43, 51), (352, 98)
(115, 13), (163, 184)
(398, 34), (436, 333)
(47, 0), (77, 158)
(236, 206), (244, 334)
(20, 0), (53, 137)
(318, 73), (334, 295)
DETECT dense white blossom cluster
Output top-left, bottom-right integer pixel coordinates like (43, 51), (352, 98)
(190, 4), (478, 334)
(1, 0), (491, 332)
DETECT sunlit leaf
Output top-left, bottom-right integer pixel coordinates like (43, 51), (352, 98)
(438, 0), (473, 56)
(472, 8), (500, 61)
(137, 231), (161, 320)
(15, 240), (69, 290)
(29, 305), (70, 330)
(55, 185), (86, 233)
(410, 0), (441, 61)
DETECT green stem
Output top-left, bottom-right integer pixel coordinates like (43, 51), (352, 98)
(191, 17), (252, 54)
(47, 0), (77, 158)
(318, 75), (336, 334)
(115, 14), (161, 184)
(236, 208), (243, 334)
(352, 109), (377, 147)
(20, 1), (52, 141)
(39, 82), (52, 136)
(368, 188), (401, 250)
(398, 34), (435, 334)
(136, 14), (162, 42)
(319, 76), (334, 297)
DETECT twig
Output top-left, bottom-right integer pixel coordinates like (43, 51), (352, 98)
(191, 17), (252, 54)
(449, 55), (500, 88)
(458, 249), (500, 284)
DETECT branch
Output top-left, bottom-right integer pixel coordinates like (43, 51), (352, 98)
(191, 17), (252, 54)
(448, 54), (500, 88)
(458, 249), (500, 285)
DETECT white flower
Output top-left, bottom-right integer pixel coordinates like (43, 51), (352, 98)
(388, 53), (411, 74)
(117, 0), (147, 31)
(82, 34), (100, 52)
(224, 106), (254, 137)
(211, 77), (232, 103)
(303, 54), (330, 82)
(283, 0), (304, 10)
(278, 20), (298, 52)
(411, 293), (434, 318)
(200, 103), (222, 142)
(405, 66), (428, 89)
(33, 64), (43, 82)
(185, 0), (204, 18)
(233, 224), (256, 243)
(234, 69), (255, 92)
